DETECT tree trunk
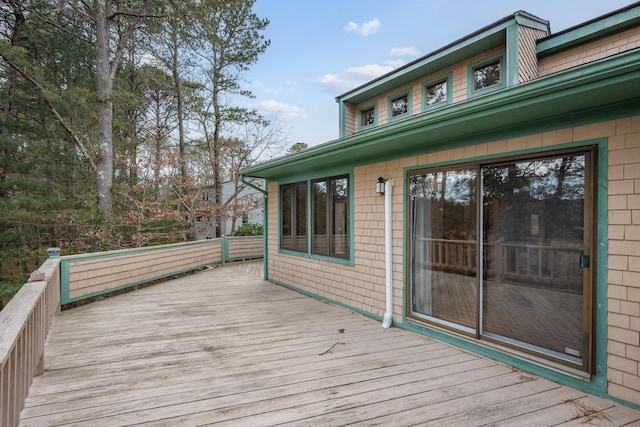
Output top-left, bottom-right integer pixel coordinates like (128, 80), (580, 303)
(171, 36), (187, 182)
(213, 100), (222, 238)
(94, 0), (114, 228)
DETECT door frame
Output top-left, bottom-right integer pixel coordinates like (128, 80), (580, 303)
(405, 145), (597, 373)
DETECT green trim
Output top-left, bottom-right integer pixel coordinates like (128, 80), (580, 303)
(223, 237), (229, 261)
(537, 4), (640, 57)
(58, 237), (262, 305)
(263, 183), (269, 281)
(61, 262), (218, 305)
(60, 260), (70, 305)
(242, 49), (640, 181)
(269, 278), (383, 322)
(240, 174), (267, 196)
(399, 319), (611, 399)
(334, 12), (549, 104)
(278, 249), (355, 267)
(421, 73), (452, 112)
(467, 52), (506, 98)
(595, 141), (609, 389)
(514, 13), (550, 33)
(506, 24), (519, 87)
(338, 100), (346, 138)
(398, 138), (619, 401)
(387, 88), (412, 123)
(276, 166), (354, 185)
(276, 171), (355, 265)
(357, 102), (378, 131)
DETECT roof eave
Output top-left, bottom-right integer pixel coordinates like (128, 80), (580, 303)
(242, 49), (640, 180)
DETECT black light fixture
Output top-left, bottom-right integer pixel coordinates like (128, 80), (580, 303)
(376, 176), (385, 195)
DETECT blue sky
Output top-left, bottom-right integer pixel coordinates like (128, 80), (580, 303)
(243, 0), (636, 150)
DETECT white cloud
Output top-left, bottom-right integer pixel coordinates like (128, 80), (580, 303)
(253, 100), (308, 119)
(390, 46), (421, 57)
(344, 18), (381, 36)
(317, 60), (404, 93)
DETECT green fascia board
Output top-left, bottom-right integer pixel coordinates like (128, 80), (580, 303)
(537, 3), (640, 57)
(335, 11), (549, 106)
(514, 11), (550, 33)
(337, 31), (504, 105)
(241, 49), (640, 180)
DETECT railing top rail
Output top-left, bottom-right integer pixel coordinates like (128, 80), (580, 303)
(59, 239), (224, 261)
(0, 282), (46, 363)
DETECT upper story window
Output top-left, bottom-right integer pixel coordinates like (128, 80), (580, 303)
(472, 56), (503, 92)
(423, 73), (451, 111)
(358, 103), (377, 130)
(388, 90), (411, 121)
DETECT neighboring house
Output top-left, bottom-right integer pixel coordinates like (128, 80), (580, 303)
(240, 4), (640, 406)
(193, 179), (264, 239)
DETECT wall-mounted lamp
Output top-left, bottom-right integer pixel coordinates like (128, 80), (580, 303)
(376, 176), (385, 195)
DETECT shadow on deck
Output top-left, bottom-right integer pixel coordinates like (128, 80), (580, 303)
(20, 262), (640, 426)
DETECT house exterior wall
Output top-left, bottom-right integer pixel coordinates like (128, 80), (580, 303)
(518, 26), (546, 82)
(350, 46), (506, 134)
(267, 114), (640, 405)
(607, 114), (640, 404)
(246, 5), (640, 408)
(539, 26), (640, 77)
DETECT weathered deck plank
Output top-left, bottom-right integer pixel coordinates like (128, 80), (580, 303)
(19, 263), (640, 426)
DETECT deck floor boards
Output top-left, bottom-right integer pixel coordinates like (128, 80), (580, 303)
(20, 262), (640, 426)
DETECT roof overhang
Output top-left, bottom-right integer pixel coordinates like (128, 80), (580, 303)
(537, 2), (640, 57)
(335, 11), (549, 105)
(241, 49), (640, 181)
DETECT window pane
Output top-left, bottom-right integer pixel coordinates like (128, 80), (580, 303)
(474, 59), (501, 90)
(332, 177), (349, 257)
(294, 183), (307, 252)
(280, 185), (292, 250)
(482, 155), (586, 360)
(409, 168), (477, 329)
(391, 94), (408, 117)
(312, 180), (328, 256)
(361, 108), (375, 126)
(425, 80), (447, 106)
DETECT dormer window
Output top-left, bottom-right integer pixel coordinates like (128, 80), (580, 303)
(362, 107), (375, 125)
(358, 103), (377, 130)
(472, 57), (502, 91)
(388, 90), (412, 122)
(425, 80), (447, 106)
(391, 93), (408, 116)
(423, 73), (451, 111)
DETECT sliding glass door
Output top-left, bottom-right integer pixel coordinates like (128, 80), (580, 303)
(408, 149), (593, 370)
(409, 168), (478, 331)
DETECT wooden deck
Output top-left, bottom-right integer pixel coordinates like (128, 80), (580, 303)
(19, 262), (640, 426)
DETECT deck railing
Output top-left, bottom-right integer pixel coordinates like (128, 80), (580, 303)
(0, 235), (263, 426)
(60, 235), (264, 304)
(0, 258), (60, 427)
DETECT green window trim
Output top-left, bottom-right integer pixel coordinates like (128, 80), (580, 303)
(279, 174), (352, 262)
(279, 181), (308, 253)
(387, 89), (412, 122)
(357, 102), (378, 131)
(468, 53), (506, 98)
(422, 73), (452, 112)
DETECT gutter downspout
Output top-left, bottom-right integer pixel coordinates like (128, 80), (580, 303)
(240, 174), (268, 281)
(382, 179), (393, 328)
